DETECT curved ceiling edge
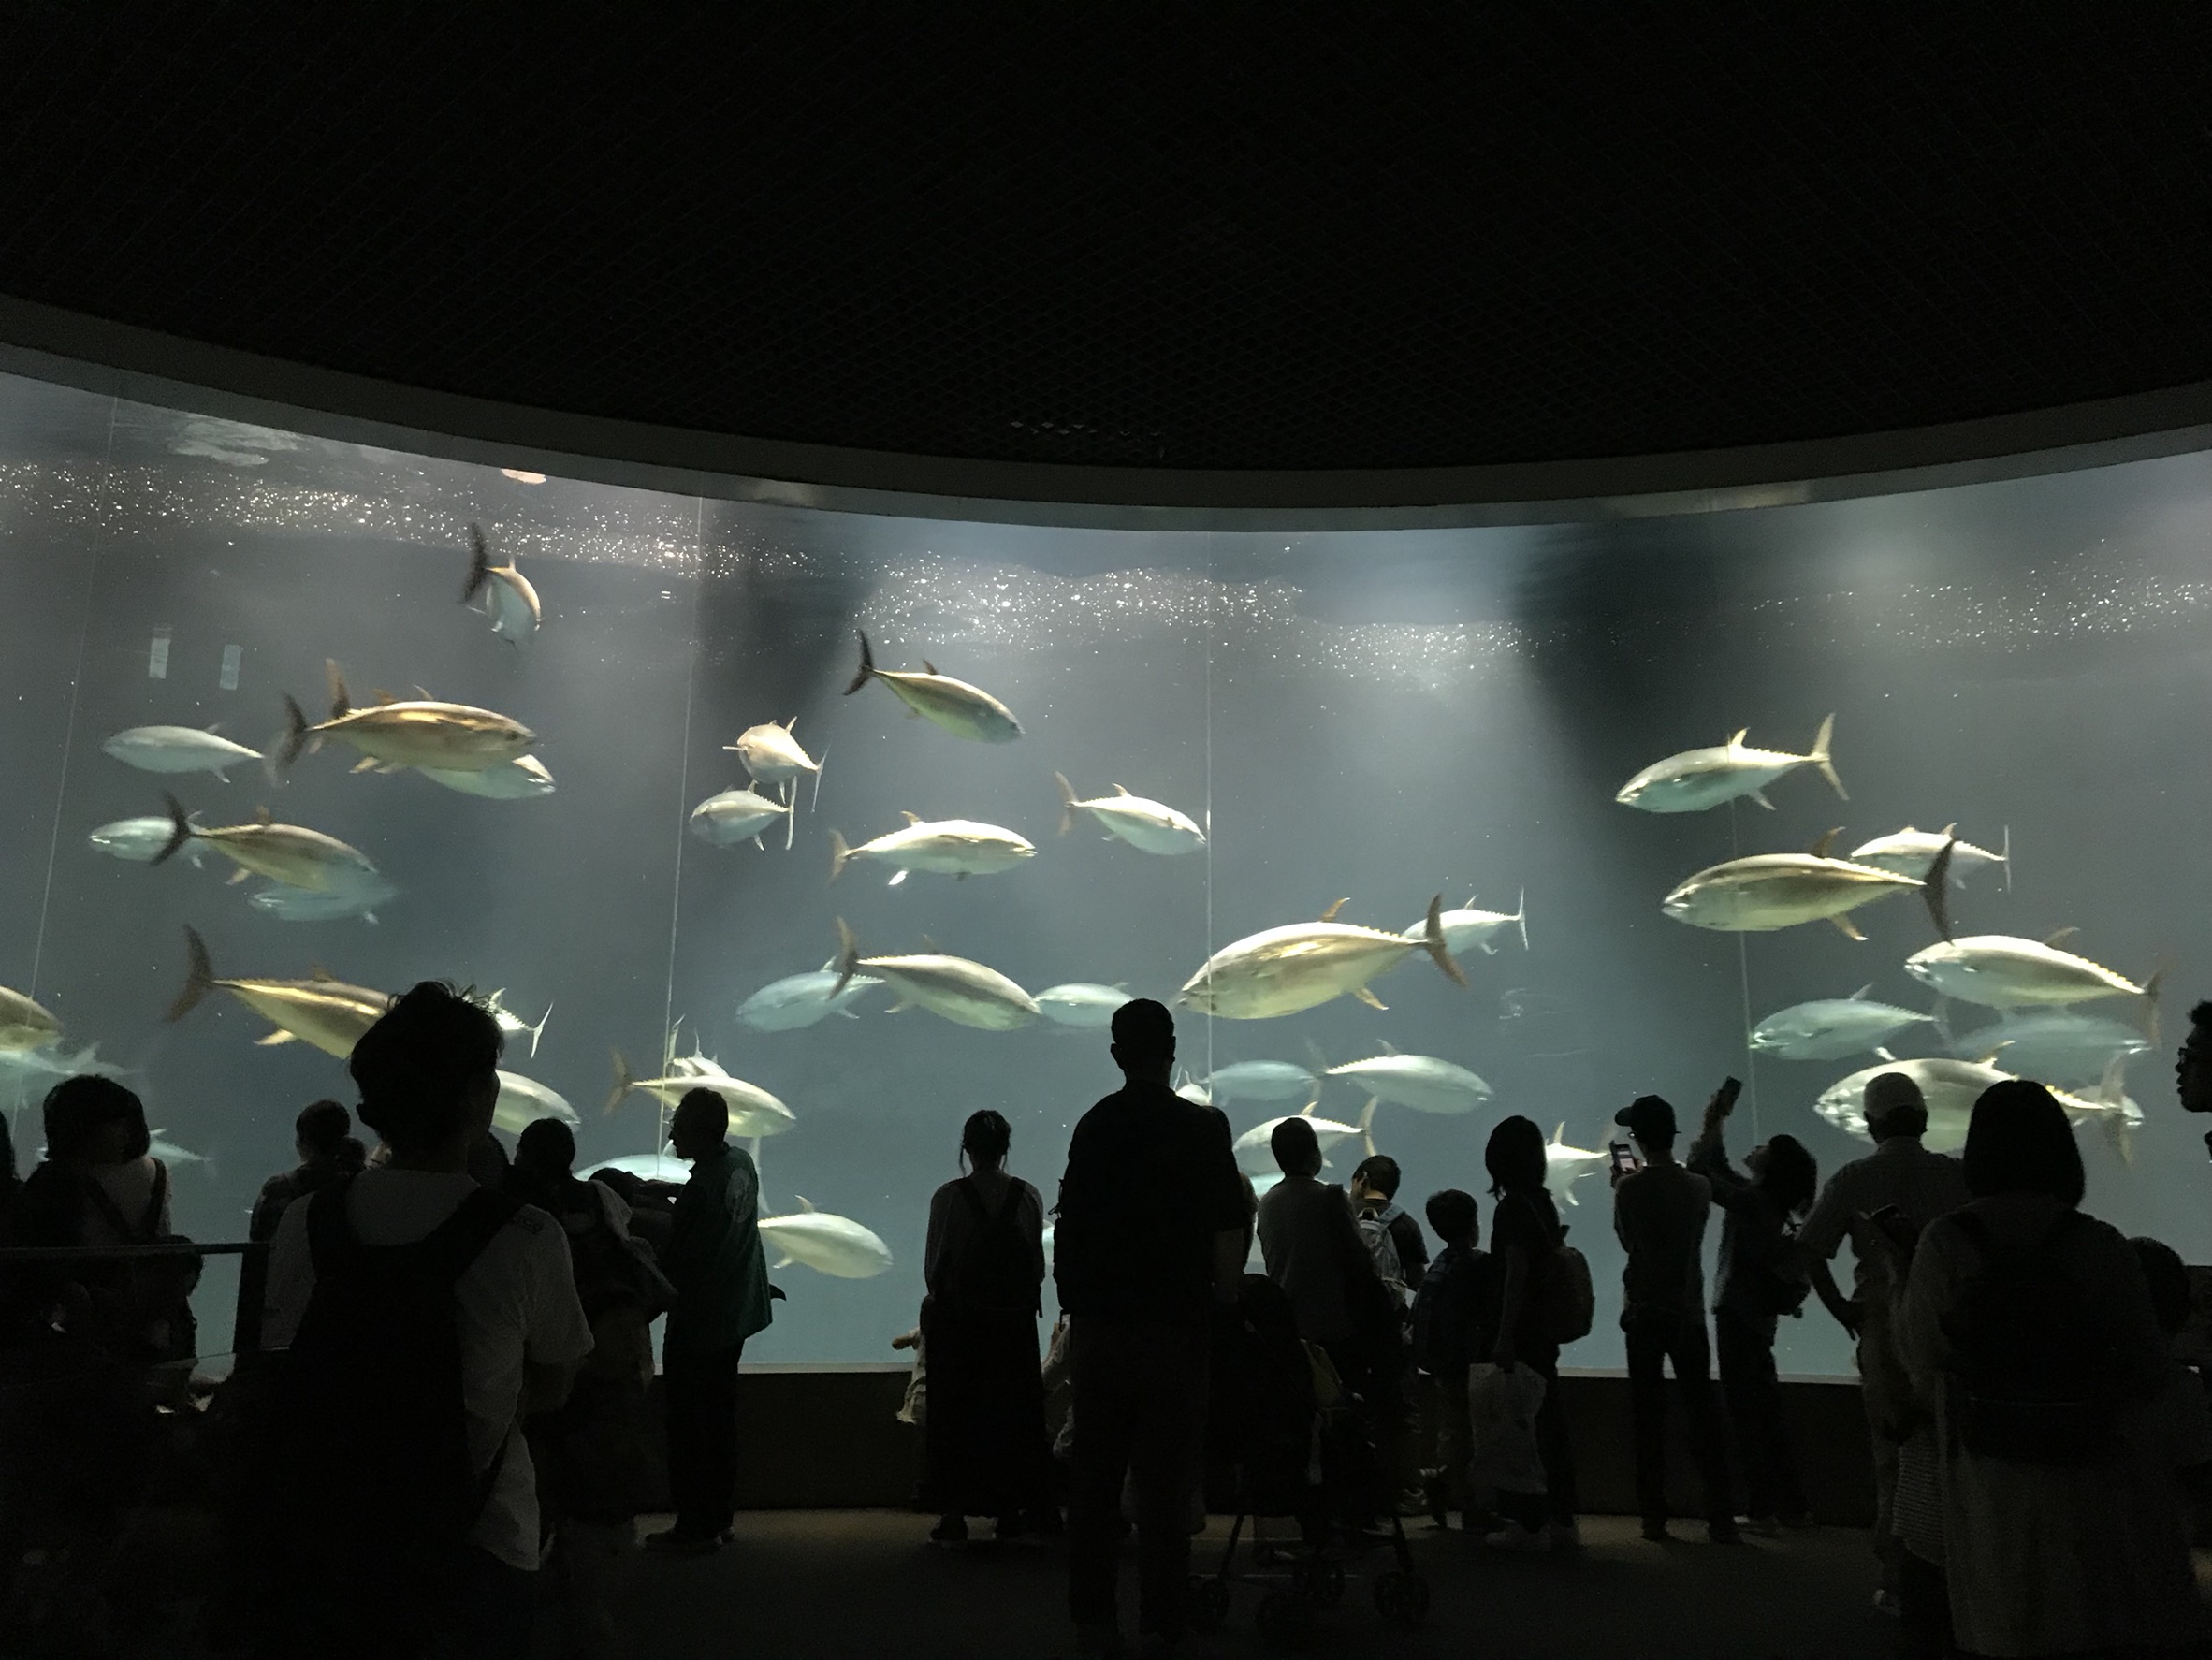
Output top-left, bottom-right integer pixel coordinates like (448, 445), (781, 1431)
(4, 294), (2210, 531)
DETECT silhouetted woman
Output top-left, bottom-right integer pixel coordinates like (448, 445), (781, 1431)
(249, 1099), (366, 1242)
(1484, 1114), (1579, 1551)
(922, 1110), (1055, 1544)
(1688, 1087), (1819, 1531)
(1897, 1080), (2202, 1657)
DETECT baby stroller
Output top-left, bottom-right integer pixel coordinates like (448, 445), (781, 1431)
(1189, 1274), (1428, 1649)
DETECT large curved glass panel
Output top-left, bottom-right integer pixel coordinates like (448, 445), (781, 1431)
(3, 368), (2207, 1377)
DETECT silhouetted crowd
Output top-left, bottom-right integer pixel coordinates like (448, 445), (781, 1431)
(1, 987), (2209, 1659)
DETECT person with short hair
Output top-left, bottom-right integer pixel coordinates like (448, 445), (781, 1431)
(1257, 1117), (1384, 1364)
(259, 983), (593, 1660)
(1410, 1188), (1491, 1529)
(1897, 1081), (2200, 1658)
(1798, 1070), (1970, 1612)
(921, 1109), (1055, 1546)
(646, 1088), (773, 1557)
(1687, 1086), (1819, 1533)
(1484, 1114), (1579, 1551)
(250, 1099), (367, 1243)
(1612, 1093), (1735, 1543)
(1054, 999), (1246, 1658)
(1349, 1154), (1428, 1280)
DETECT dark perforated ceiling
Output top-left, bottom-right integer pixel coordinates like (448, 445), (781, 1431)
(2, 6), (2209, 475)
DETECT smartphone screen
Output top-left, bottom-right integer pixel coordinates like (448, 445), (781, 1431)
(1717, 1075), (1744, 1111)
(1609, 1141), (1639, 1175)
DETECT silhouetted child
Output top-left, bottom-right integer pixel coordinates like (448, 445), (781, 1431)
(2131, 1237), (2212, 1536)
(1410, 1189), (1493, 1529)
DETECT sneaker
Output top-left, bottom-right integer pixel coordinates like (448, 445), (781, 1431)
(1740, 1514), (1782, 1538)
(1872, 1588), (1902, 1620)
(1708, 1518), (1742, 1545)
(1640, 1518), (1671, 1543)
(1546, 1520), (1582, 1553)
(643, 1526), (729, 1557)
(1485, 1522), (1551, 1553)
(930, 1516), (969, 1548)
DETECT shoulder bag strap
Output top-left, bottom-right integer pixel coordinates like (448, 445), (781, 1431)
(143, 1163), (169, 1236)
(77, 1170), (140, 1243)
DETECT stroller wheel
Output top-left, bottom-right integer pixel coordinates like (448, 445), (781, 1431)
(1291, 1561), (1344, 1607)
(1256, 1590), (1316, 1651)
(1374, 1570), (1430, 1629)
(1187, 1577), (1230, 1632)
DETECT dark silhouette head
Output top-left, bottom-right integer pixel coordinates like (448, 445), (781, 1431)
(2132, 1236), (2192, 1336)
(1484, 1114), (1547, 1199)
(1270, 1114), (1322, 1178)
(1961, 1080), (2084, 1206)
(349, 982), (503, 1158)
(1754, 1133), (1819, 1217)
(515, 1117), (577, 1178)
(296, 1099), (353, 1159)
(669, 1088), (730, 1160)
(2178, 1001), (2212, 1115)
(1425, 1188), (1478, 1246)
(1350, 1154), (1401, 1201)
(43, 1075), (149, 1164)
(1110, 998), (1175, 1083)
(960, 1109), (1011, 1171)
(1614, 1094), (1676, 1152)
(1863, 1071), (1929, 1139)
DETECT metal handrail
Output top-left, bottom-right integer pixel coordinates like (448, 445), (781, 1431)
(0, 1238), (269, 1360)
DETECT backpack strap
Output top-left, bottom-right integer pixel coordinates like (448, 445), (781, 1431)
(79, 1170), (144, 1245)
(305, 1173), (365, 1279)
(424, 1186), (525, 1280)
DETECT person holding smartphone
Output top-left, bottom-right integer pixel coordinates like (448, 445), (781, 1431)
(1612, 1093), (1737, 1543)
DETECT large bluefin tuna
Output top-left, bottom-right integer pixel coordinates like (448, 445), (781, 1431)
(103, 724), (263, 779)
(1181, 897), (1466, 1019)
(155, 794), (383, 893)
(1616, 715), (1844, 813)
(690, 785), (794, 851)
(164, 926), (389, 1057)
(726, 719), (824, 808)
(276, 662), (536, 777)
(461, 524), (541, 645)
(606, 1037), (796, 1141)
(1324, 1045), (1492, 1114)
(759, 1199), (895, 1278)
(1230, 1101), (1375, 1174)
(0, 987), (62, 1054)
(1204, 1061), (1321, 1104)
(1406, 891), (1527, 958)
(1945, 1011), (2150, 1087)
(416, 755), (557, 799)
(842, 631), (1022, 744)
(1816, 1054), (2142, 1153)
(827, 816), (1036, 884)
(1906, 930), (2161, 1016)
(247, 873), (400, 925)
(1055, 775), (1205, 855)
(1032, 983), (1130, 1029)
(1662, 832), (1951, 940)
(1749, 987), (1937, 1061)
(492, 1070), (578, 1135)
(1850, 823), (2008, 887)
(832, 920), (1039, 1030)
(737, 967), (884, 1032)
(90, 815), (211, 866)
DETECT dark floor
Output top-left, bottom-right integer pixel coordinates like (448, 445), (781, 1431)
(603, 1510), (1901, 1660)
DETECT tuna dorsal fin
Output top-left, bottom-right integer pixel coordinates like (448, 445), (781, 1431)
(1939, 823), (1956, 837)
(1729, 728), (1748, 746)
(1112, 783), (1132, 795)
(923, 660), (939, 676)
(1299, 1102), (1317, 1118)
(900, 810), (922, 825)
(254, 805), (273, 825)
(2044, 926), (2079, 950)
(413, 684), (435, 702)
(371, 688), (400, 706)
(1378, 1039), (1399, 1055)
(1551, 1122), (1564, 1144)
(797, 1194), (818, 1213)
(1808, 826), (1841, 858)
(310, 964), (337, 982)
(1319, 897), (1348, 923)
(1852, 983), (1873, 1000)
(1975, 1044), (2008, 1067)
(919, 935), (939, 953)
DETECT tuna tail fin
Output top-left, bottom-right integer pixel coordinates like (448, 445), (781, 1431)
(2001, 824), (2012, 892)
(462, 523), (493, 604)
(831, 918), (861, 997)
(528, 1002), (551, 1058)
(810, 749), (826, 815)
(828, 830), (853, 883)
(1921, 838), (1956, 941)
(1421, 896), (1468, 987)
(1513, 886), (1529, 952)
(1808, 713), (1844, 800)
(2140, 963), (2167, 1045)
(605, 1050), (634, 1116)
(784, 798), (794, 852)
(1358, 1098), (1378, 1158)
(843, 631), (875, 696)
(324, 660), (351, 722)
(1054, 772), (1079, 836)
(167, 926), (215, 1023)
(273, 694), (313, 777)
(153, 793), (195, 866)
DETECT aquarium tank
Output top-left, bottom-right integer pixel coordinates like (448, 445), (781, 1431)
(3, 366), (2208, 1377)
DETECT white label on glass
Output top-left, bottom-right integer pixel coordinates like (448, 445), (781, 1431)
(148, 630), (171, 680)
(219, 644), (242, 692)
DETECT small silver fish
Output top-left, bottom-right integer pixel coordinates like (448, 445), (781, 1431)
(1617, 716), (1843, 814)
(461, 524), (541, 644)
(103, 724), (263, 779)
(843, 631), (1021, 744)
(828, 816), (1036, 883)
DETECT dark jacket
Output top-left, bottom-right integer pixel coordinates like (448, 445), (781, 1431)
(662, 1146), (772, 1356)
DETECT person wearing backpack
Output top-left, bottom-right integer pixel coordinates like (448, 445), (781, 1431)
(1483, 1115), (1581, 1552)
(257, 983), (593, 1660)
(1687, 1085), (1819, 1535)
(1897, 1079), (2201, 1658)
(1612, 1093), (1737, 1545)
(920, 1109), (1055, 1546)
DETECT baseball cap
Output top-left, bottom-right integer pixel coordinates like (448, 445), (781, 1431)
(1614, 1094), (1676, 1141)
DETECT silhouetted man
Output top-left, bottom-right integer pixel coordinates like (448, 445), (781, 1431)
(1055, 999), (1245, 1657)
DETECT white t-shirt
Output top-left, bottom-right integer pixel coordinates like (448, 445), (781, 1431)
(261, 1169), (594, 1571)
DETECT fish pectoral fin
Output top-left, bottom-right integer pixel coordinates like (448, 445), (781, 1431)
(1750, 789), (1776, 810)
(226, 867), (251, 885)
(886, 870), (908, 887)
(376, 764), (406, 775)
(350, 756), (381, 774)
(1353, 987), (1389, 1011)
(1828, 913), (1867, 941)
(1874, 1047), (1897, 1063)
(773, 1253), (793, 1270)
(254, 1029), (298, 1047)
